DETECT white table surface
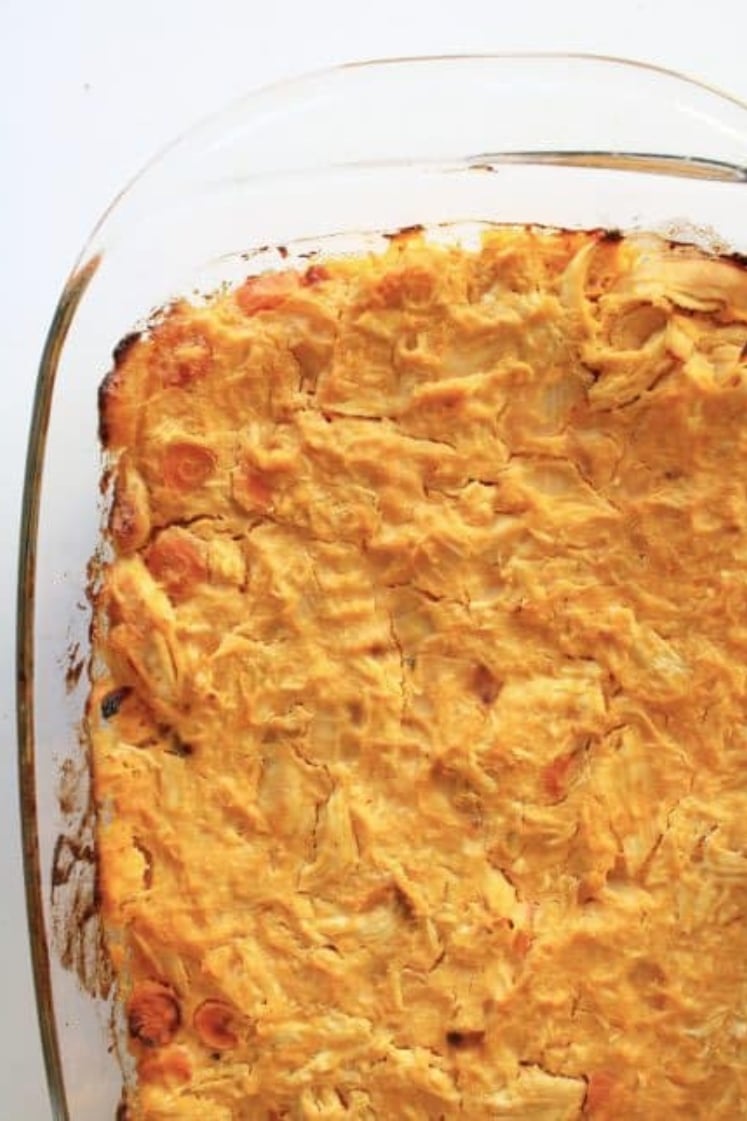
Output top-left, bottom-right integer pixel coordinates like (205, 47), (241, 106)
(3, 1), (746, 1116)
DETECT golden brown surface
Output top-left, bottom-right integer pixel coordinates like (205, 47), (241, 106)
(92, 227), (747, 1120)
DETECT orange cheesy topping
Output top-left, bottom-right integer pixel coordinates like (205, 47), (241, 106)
(92, 227), (747, 1120)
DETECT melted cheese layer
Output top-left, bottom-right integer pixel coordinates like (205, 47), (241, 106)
(93, 227), (747, 1120)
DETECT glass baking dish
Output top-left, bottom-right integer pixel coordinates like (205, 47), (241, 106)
(17, 54), (747, 1121)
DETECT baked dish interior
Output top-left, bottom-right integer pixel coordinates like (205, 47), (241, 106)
(92, 226), (747, 1120)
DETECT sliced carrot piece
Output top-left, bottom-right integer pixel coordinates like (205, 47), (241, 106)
(162, 441), (217, 490)
(193, 1000), (239, 1050)
(127, 981), (181, 1048)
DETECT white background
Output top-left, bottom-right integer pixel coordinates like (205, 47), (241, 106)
(2, 1), (746, 1116)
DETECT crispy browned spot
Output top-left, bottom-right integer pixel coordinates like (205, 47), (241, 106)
(445, 1028), (485, 1048)
(112, 690), (159, 747)
(471, 663), (502, 705)
(100, 685), (133, 720)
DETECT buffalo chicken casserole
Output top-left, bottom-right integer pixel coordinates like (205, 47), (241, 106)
(91, 227), (747, 1120)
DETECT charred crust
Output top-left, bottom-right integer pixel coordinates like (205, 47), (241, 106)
(112, 331), (142, 366)
(167, 737), (194, 758)
(599, 228), (623, 243)
(100, 685), (133, 720)
(99, 332), (143, 446)
(726, 251), (747, 270)
(386, 223), (425, 242)
(160, 726), (195, 758)
(446, 1029), (485, 1048)
(97, 367), (119, 447)
(147, 300), (176, 332)
(472, 663), (502, 705)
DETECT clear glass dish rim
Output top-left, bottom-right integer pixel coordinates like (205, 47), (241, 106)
(16, 50), (747, 1121)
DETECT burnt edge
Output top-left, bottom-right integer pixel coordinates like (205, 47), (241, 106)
(98, 333), (141, 447)
(97, 368), (118, 449)
(385, 223), (425, 242)
(112, 331), (142, 368)
(728, 251), (747, 269)
(99, 302), (179, 448)
(446, 1028), (486, 1048)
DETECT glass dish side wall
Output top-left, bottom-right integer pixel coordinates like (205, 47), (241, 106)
(18, 55), (747, 1121)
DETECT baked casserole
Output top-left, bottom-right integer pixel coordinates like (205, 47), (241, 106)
(91, 226), (747, 1120)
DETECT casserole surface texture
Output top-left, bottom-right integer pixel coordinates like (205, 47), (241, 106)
(93, 227), (747, 1120)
